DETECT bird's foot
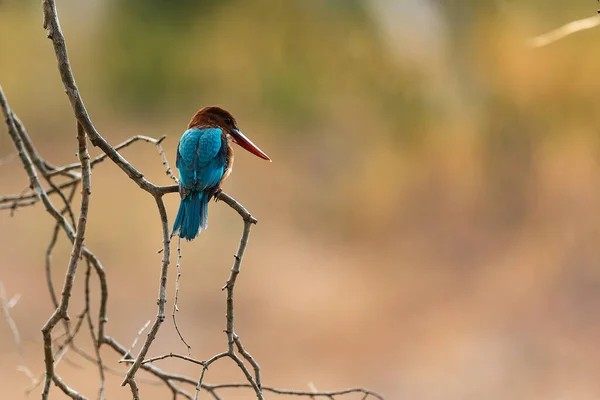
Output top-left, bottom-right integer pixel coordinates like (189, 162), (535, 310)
(213, 188), (222, 202)
(179, 185), (190, 199)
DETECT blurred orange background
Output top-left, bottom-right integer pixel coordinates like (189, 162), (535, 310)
(2, 1), (600, 399)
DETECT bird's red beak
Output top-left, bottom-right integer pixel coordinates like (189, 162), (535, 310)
(230, 129), (271, 162)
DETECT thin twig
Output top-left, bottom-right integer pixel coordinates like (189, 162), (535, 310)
(204, 384), (385, 399)
(52, 373), (88, 400)
(119, 352), (206, 367)
(84, 260), (106, 400)
(11, 111), (78, 226)
(0, 177), (79, 209)
(191, 194), (264, 399)
(45, 183), (79, 309)
(46, 134), (176, 180)
(194, 353), (228, 400)
(121, 196), (171, 388)
(233, 334), (261, 389)
(119, 319), (152, 363)
(173, 236), (192, 354)
(104, 336), (196, 399)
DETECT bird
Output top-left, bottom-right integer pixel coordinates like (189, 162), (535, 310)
(172, 106), (271, 241)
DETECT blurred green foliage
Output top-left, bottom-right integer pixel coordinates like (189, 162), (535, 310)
(98, 0), (426, 133)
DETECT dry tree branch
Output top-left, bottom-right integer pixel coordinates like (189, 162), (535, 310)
(119, 195), (171, 394)
(212, 385), (385, 399)
(172, 237), (192, 354)
(1, 88), (90, 399)
(39, 120), (91, 400)
(41, 1), (176, 393)
(0, 179), (79, 211)
(0, 87), (75, 241)
(84, 260), (106, 400)
(46, 183), (79, 309)
(119, 320), (152, 363)
(0, 134), (172, 211)
(41, 0), (175, 198)
(139, 353), (206, 367)
(0, 1), (386, 399)
(46, 135), (176, 180)
(12, 113), (79, 223)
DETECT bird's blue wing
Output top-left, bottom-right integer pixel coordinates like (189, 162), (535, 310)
(177, 128), (222, 167)
(176, 128), (225, 191)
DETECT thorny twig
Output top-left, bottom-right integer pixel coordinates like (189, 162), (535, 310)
(173, 236), (192, 354)
(0, 1), (386, 399)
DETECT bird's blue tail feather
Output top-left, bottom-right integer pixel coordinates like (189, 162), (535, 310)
(173, 191), (210, 241)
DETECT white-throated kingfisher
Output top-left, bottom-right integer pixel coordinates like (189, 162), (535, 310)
(172, 106), (271, 241)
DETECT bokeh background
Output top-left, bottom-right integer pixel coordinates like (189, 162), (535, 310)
(2, 0), (600, 399)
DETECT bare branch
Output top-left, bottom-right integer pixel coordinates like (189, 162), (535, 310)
(120, 196), (171, 388)
(104, 336), (198, 399)
(120, 352), (206, 367)
(42, 0), (167, 197)
(0, 86), (74, 240)
(194, 353), (228, 400)
(119, 320), (152, 363)
(46, 134), (176, 181)
(0, 134), (173, 211)
(204, 385), (385, 399)
(84, 260), (106, 400)
(173, 237), (192, 354)
(40, 121), (92, 399)
(0, 178), (79, 210)
(11, 112), (78, 225)
(52, 373), (88, 400)
(233, 334), (261, 389)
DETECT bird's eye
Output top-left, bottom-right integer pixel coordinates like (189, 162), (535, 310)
(225, 117), (233, 125)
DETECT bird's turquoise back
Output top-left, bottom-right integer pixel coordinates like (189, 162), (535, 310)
(173, 127), (228, 240)
(176, 127), (226, 191)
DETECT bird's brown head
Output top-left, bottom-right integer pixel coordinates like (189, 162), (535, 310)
(188, 106), (271, 162)
(188, 106), (238, 131)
